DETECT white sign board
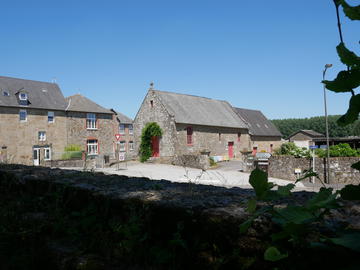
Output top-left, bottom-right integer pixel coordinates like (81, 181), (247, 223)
(119, 152), (126, 161)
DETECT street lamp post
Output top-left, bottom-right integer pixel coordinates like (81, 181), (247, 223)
(323, 64), (332, 184)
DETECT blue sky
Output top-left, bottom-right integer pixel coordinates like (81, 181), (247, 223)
(1, 0), (359, 120)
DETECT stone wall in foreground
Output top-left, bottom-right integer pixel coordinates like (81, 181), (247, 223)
(268, 156), (360, 184)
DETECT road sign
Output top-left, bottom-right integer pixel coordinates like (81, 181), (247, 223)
(115, 134), (121, 141)
(119, 152), (126, 161)
(309, 145), (319, 149)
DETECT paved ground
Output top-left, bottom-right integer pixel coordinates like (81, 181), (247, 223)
(63, 160), (324, 192)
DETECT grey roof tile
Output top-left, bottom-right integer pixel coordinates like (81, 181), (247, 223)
(233, 107), (282, 137)
(65, 94), (112, 114)
(114, 110), (133, 124)
(0, 76), (67, 110)
(154, 90), (247, 129)
(288, 129), (324, 139)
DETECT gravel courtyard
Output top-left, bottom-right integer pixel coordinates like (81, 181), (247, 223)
(63, 160), (319, 191)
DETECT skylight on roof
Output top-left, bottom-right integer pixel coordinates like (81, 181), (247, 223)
(2, 91), (9, 96)
(19, 93), (27, 101)
(264, 124), (269, 128)
(42, 89), (48, 93)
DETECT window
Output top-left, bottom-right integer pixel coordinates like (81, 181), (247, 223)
(38, 131), (46, 141)
(237, 133), (241, 142)
(129, 141), (134, 151)
(218, 133), (221, 141)
(150, 100), (153, 108)
(270, 144), (273, 153)
(119, 124), (125, 134)
(86, 113), (97, 129)
(44, 148), (51, 160)
(19, 109), (27, 122)
(2, 91), (9, 96)
(48, 111), (54, 123)
(87, 139), (98, 155)
(119, 141), (126, 151)
(128, 124), (133, 135)
(19, 93), (27, 101)
(186, 127), (193, 145)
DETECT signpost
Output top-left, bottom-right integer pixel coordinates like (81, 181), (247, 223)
(309, 145), (318, 183)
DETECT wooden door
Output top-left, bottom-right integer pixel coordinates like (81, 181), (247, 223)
(228, 142), (234, 159)
(151, 136), (160, 157)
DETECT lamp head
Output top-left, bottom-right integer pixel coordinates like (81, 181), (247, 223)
(325, 64), (333, 69)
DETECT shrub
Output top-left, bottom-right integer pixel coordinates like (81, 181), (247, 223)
(274, 142), (310, 158)
(139, 122), (163, 162)
(316, 143), (360, 158)
(62, 144), (83, 160)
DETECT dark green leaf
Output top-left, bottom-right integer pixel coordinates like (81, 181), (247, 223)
(295, 169), (318, 183)
(306, 187), (338, 210)
(274, 206), (315, 225)
(337, 94), (360, 126)
(246, 198), (257, 213)
(277, 184), (295, 197)
(340, 184), (360, 200)
(336, 43), (360, 68)
(264, 246), (288, 262)
(330, 232), (360, 252)
(323, 69), (360, 93)
(271, 223), (306, 241)
(340, 0), (360, 20)
(239, 219), (253, 234)
(249, 169), (270, 199)
(351, 161), (360, 171)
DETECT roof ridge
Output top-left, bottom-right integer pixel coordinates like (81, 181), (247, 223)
(0, 75), (58, 86)
(153, 89), (220, 101)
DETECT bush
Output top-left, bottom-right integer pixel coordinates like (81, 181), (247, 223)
(62, 144), (83, 160)
(274, 142), (310, 158)
(315, 143), (360, 158)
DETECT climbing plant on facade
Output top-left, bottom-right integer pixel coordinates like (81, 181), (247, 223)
(139, 122), (163, 162)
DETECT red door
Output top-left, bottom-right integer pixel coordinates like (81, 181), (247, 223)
(228, 142), (234, 159)
(151, 136), (160, 157)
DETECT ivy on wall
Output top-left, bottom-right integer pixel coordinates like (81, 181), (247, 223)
(139, 122), (163, 162)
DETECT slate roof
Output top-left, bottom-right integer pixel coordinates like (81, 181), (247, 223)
(154, 90), (247, 129)
(233, 107), (282, 137)
(113, 110), (133, 124)
(0, 76), (67, 110)
(288, 129), (324, 139)
(65, 94), (112, 114)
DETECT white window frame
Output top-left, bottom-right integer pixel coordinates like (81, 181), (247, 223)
(119, 124), (125, 134)
(19, 109), (27, 122)
(38, 131), (46, 141)
(44, 147), (51, 160)
(19, 93), (27, 101)
(87, 139), (98, 155)
(128, 124), (133, 135)
(86, 113), (97, 129)
(48, 111), (55, 123)
(119, 141), (126, 152)
(129, 141), (134, 151)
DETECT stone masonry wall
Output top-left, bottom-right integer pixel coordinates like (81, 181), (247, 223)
(175, 123), (250, 158)
(0, 107), (67, 165)
(251, 136), (283, 154)
(66, 111), (116, 158)
(268, 155), (360, 184)
(133, 90), (177, 158)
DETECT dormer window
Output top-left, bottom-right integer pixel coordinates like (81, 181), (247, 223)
(19, 93), (27, 101)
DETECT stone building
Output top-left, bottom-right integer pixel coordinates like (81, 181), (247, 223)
(65, 94), (117, 163)
(133, 88), (250, 160)
(112, 110), (135, 160)
(0, 76), (68, 165)
(0, 76), (120, 166)
(232, 108), (283, 154)
(288, 129), (324, 149)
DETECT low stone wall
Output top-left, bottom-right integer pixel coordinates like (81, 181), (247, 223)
(171, 154), (210, 170)
(268, 156), (360, 184)
(45, 159), (85, 168)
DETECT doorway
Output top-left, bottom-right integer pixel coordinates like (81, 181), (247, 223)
(228, 142), (234, 159)
(151, 136), (160, 157)
(33, 148), (40, 166)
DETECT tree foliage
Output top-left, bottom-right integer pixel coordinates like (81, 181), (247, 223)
(272, 115), (360, 138)
(274, 142), (311, 158)
(139, 122), (163, 162)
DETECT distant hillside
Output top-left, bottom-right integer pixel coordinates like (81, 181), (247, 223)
(271, 115), (360, 138)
